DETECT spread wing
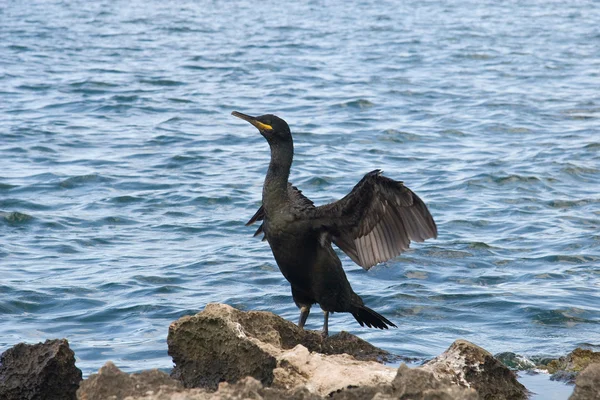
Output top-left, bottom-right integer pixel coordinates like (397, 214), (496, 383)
(310, 170), (437, 269)
(246, 183), (314, 240)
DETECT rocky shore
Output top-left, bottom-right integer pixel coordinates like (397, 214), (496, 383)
(0, 303), (597, 399)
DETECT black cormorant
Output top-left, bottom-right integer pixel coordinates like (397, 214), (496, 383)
(232, 111), (437, 336)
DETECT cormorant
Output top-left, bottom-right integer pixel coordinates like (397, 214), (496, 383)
(232, 111), (437, 336)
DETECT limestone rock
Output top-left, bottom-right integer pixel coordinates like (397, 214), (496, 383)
(422, 339), (527, 400)
(167, 303), (397, 395)
(329, 385), (395, 400)
(569, 363), (600, 400)
(327, 364), (478, 400)
(546, 348), (600, 382)
(81, 375), (319, 400)
(392, 364), (478, 400)
(272, 344), (396, 394)
(0, 338), (82, 400)
(494, 352), (536, 371)
(167, 304), (278, 389)
(76, 361), (183, 400)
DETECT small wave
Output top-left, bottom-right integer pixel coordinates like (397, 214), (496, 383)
(425, 249), (472, 259)
(0, 183), (17, 190)
(562, 165), (599, 176)
(41, 100), (90, 111)
(462, 173), (548, 188)
(405, 271), (428, 280)
(191, 195), (233, 205)
(109, 195), (145, 204)
(561, 108), (600, 120)
(153, 224), (207, 234)
(59, 174), (111, 189)
(337, 99), (375, 109)
(69, 80), (119, 88)
(139, 78), (185, 87)
(380, 129), (422, 142)
(526, 307), (595, 326)
(467, 241), (493, 249)
(440, 129), (468, 137)
(455, 52), (495, 60)
(93, 104), (133, 113)
(303, 176), (333, 187)
(168, 97), (193, 103)
(43, 244), (79, 254)
(156, 154), (204, 169)
(158, 116), (183, 125)
(1, 211), (33, 223)
(30, 145), (57, 153)
(146, 134), (191, 145)
(7, 44), (30, 52)
(546, 199), (597, 208)
(16, 83), (51, 91)
(495, 175), (542, 184)
(111, 95), (139, 102)
(130, 275), (185, 285)
(0, 198), (51, 211)
(89, 216), (138, 226)
(526, 254), (597, 264)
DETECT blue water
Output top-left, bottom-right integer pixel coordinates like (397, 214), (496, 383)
(1, 0), (599, 394)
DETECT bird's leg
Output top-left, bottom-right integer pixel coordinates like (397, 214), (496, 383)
(298, 305), (311, 329)
(322, 311), (329, 337)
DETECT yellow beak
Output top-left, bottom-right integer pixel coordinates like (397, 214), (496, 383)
(231, 111), (273, 131)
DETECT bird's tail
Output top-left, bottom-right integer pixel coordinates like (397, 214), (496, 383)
(351, 305), (397, 330)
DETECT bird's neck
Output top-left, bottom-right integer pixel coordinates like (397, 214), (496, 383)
(262, 141), (293, 209)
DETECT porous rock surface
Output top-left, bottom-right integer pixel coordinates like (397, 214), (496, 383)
(569, 363), (600, 400)
(80, 373), (320, 400)
(391, 364), (478, 400)
(422, 339), (528, 400)
(167, 303), (396, 395)
(76, 362), (479, 400)
(77, 361), (183, 400)
(0, 338), (82, 400)
(167, 303), (527, 399)
(546, 347), (600, 383)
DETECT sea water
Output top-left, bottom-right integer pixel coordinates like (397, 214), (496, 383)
(1, 1), (599, 397)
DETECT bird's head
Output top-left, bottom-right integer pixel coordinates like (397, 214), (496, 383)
(231, 111), (291, 145)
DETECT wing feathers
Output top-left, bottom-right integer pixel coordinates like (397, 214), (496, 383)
(246, 205), (264, 226)
(315, 170), (437, 269)
(247, 170), (437, 270)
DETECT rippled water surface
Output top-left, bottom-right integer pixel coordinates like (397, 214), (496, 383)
(1, 0), (599, 391)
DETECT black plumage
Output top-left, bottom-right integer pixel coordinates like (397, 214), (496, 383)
(232, 111), (437, 335)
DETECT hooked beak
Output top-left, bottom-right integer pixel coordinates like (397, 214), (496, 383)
(231, 111), (273, 131)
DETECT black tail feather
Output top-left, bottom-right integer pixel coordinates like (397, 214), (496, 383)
(351, 306), (397, 329)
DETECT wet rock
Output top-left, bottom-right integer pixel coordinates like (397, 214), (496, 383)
(167, 303), (397, 395)
(76, 361), (183, 400)
(546, 348), (600, 382)
(569, 363), (600, 400)
(0, 338), (82, 400)
(494, 352), (536, 371)
(422, 339), (528, 400)
(549, 370), (578, 383)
